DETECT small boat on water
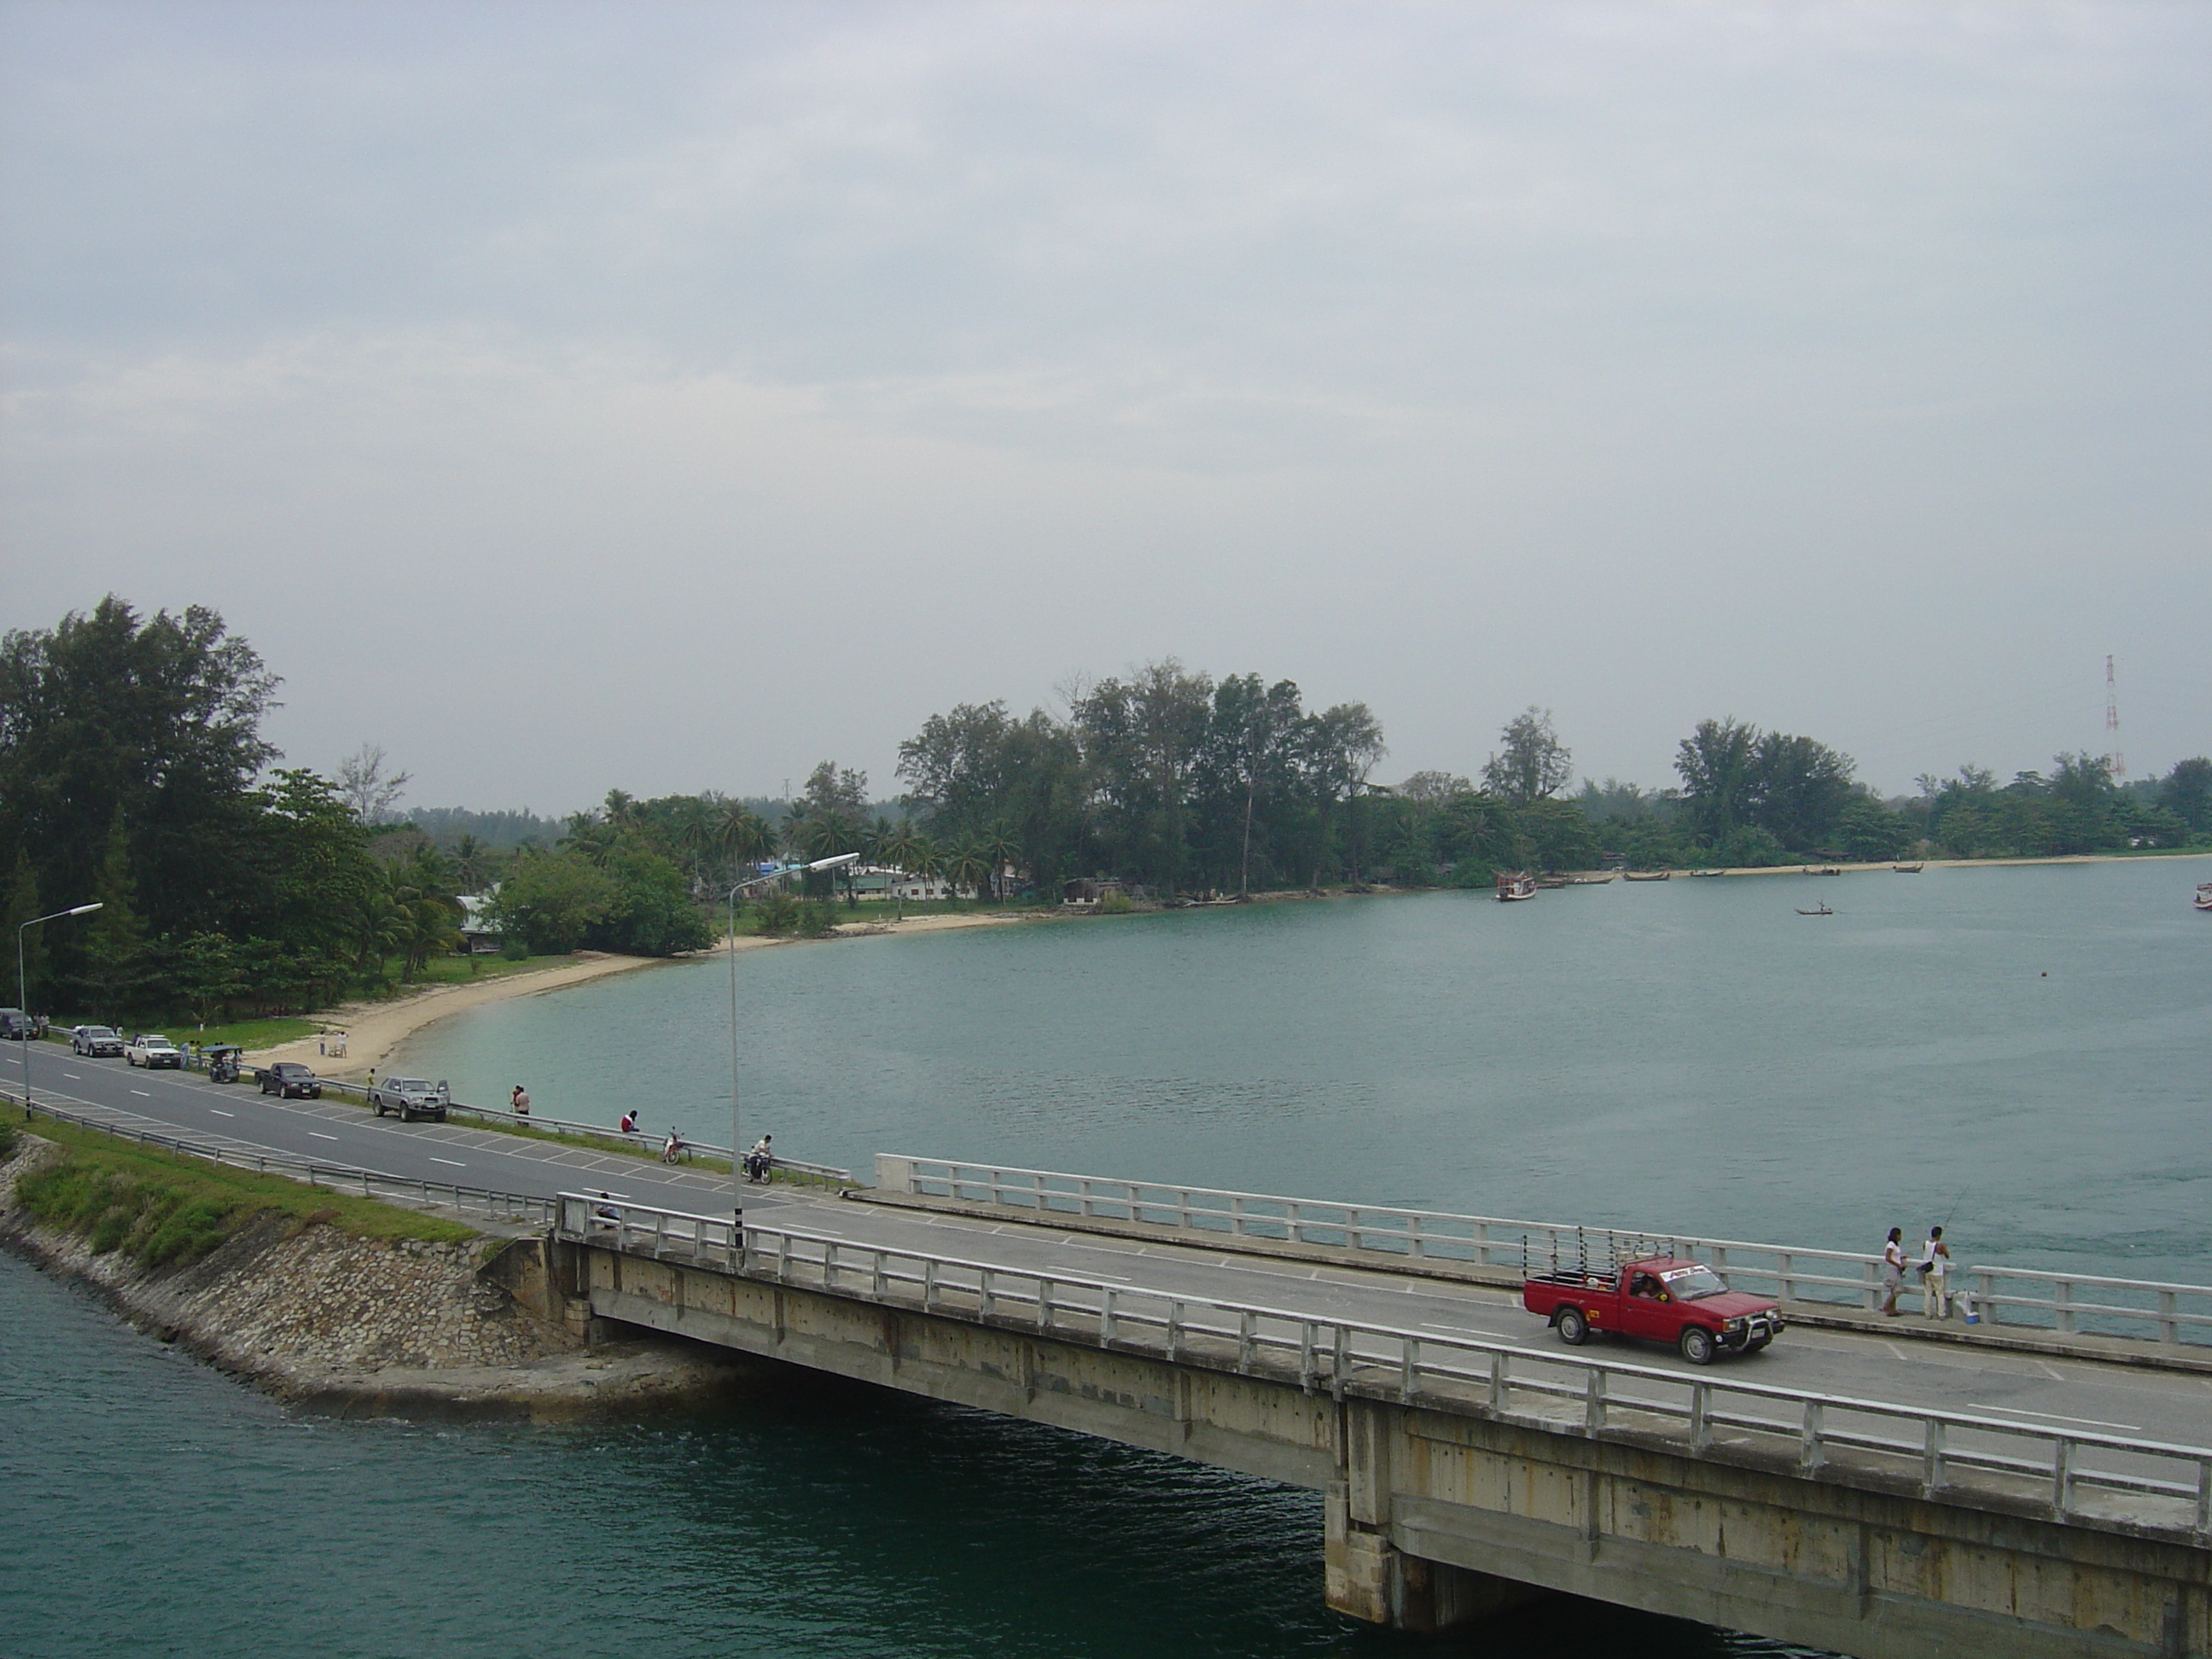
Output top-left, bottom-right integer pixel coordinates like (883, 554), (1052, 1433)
(1804, 865), (1842, 876)
(1690, 869), (1727, 877)
(1893, 864), (1924, 873)
(1796, 903), (1834, 917)
(1622, 870), (1672, 882)
(1563, 873), (1617, 885)
(1535, 876), (1570, 889)
(2196, 882), (2212, 912)
(1496, 871), (1538, 902)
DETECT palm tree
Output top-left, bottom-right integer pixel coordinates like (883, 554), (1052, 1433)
(450, 833), (491, 893)
(877, 819), (923, 919)
(945, 835), (992, 904)
(980, 820), (1022, 903)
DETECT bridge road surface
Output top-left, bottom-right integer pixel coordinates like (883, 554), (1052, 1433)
(9, 1043), (2212, 1462)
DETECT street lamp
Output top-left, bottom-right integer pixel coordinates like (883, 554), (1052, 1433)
(725, 852), (857, 1223)
(18, 902), (101, 1111)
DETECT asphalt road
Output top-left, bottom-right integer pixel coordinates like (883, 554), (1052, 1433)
(8, 1039), (2209, 1465)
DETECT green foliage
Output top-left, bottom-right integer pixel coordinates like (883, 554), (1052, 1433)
(1674, 719), (1859, 855)
(1097, 888), (1136, 915)
(594, 847), (712, 954)
(488, 848), (615, 953)
(1922, 754), (2159, 859)
(0, 1121), (16, 1161)
(2162, 757), (2212, 838)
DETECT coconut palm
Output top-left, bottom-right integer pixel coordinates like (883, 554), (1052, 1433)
(945, 835), (992, 904)
(980, 820), (1022, 903)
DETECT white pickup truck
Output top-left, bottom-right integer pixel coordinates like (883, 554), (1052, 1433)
(125, 1033), (183, 1069)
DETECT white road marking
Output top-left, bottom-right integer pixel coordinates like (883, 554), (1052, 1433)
(131, 1090), (150, 1097)
(63, 1072), (81, 1079)
(209, 1109), (234, 1118)
(1968, 1405), (2142, 1432)
(1418, 1322), (1483, 1334)
(430, 1157), (467, 1167)
(310, 1132), (338, 1141)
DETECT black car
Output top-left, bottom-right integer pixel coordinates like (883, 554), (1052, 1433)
(0, 1009), (35, 1040)
(256, 1062), (323, 1099)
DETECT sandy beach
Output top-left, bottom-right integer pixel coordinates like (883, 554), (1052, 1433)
(248, 908), (1049, 1074)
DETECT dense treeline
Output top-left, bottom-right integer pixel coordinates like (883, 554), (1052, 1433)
(5, 602), (2205, 1022)
(0, 599), (708, 1024)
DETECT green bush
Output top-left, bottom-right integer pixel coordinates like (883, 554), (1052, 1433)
(15, 1161), (243, 1267)
(1098, 889), (1136, 915)
(0, 1121), (16, 1161)
(798, 899), (839, 937)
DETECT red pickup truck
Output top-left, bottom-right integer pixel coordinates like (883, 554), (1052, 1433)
(1523, 1256), (1784, 1365)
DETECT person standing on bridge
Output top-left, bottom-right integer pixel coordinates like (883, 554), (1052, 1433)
(1918, 1225), (1953, 1319)
(1880, 1227), (1907, 1316)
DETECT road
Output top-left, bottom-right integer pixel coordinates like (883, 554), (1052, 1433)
(8, 1039), (2210, 1458)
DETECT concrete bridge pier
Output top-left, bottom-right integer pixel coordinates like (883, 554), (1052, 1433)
(1326, 1481), (1545, 1631)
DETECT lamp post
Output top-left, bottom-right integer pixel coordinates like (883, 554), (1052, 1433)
(725, 852), (857, 1223)
(17, 902), (101, 1110)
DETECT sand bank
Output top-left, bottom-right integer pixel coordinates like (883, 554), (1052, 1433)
(248, 908), (1052, 1074)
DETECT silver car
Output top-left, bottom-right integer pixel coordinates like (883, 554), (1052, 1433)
(72, 1024), (124, 1057)
(368, 1075), (449, 1123)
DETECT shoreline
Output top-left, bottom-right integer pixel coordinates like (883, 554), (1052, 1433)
(259, 850), (2209, 1074)
(249, 906), (1053, 1074)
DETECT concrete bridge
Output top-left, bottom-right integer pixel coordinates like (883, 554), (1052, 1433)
(546, 1172), (2212, 1658)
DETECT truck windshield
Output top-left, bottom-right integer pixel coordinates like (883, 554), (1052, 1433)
(1663, 1267), (1729, 1300)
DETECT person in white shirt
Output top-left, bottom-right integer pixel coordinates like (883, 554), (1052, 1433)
(1880, 1227), (1907, 1317)
(1919, 1225), (1953, 1319)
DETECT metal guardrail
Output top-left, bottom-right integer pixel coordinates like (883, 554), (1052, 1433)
(16, 1101), (556, 1225)
(556, 1193), (2212, 1542)
(303, 1078), (853, 1186)
(875, 1155), (2212, 1352)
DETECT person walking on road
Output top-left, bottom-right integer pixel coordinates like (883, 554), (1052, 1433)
(1918, 1225), (1953, 1319)
(510, 1084), (530, 1118)
(1880, 1227), (1907, 1316)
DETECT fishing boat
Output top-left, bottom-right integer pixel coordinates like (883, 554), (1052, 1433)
(1796, 903), (1834, 917)
(1535, 876), (1569, 889)
(1690, 869), (1727, 877)
(1563, 873), (1617, 885)
(1893, 863), (1924, 873)
(2196, 882), (2212, 912)
(1622, 869), (1672, 882)
(1496, 871), (1538, 902)
(1804, 865), (1842, 876)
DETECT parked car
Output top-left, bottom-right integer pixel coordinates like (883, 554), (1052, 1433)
(253, 1061), (323, 1098)
(0, 1008), (35, 1040)
(71, 1024), (125, 1057)
(368, 1075), (448, 1123)
(1523, 1254), (1783, 1365)
(124, 1033), (183, 1069)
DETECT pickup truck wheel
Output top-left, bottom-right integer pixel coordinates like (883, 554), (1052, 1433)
(1679, 1326), (1717, 1365)
(1556, 1307), (1590, 1347)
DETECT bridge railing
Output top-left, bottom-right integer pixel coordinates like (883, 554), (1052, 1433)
(20, 1101), (557, 1225)
(874, 1155), (2212, 1351)
(556, 1193), (2212, 1542)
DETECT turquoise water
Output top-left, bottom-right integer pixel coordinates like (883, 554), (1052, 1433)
(9, 858), (2205, 1656)
(405, 857), (2211, 1282)
(0, 1253), (1786, 1657)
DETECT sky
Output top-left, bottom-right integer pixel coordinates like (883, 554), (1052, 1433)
(3, 1), (2207, 813)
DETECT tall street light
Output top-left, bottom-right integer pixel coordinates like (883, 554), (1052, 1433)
(725, 852), (857, 1224)
(18, 902), (101, 1111)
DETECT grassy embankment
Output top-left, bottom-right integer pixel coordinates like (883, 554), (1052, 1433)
(0, 1114), (474, 1268)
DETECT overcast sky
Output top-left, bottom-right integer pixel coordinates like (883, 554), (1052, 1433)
(3, 2), (2206, 812)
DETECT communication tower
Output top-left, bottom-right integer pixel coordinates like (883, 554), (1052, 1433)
(2104, 655), (2125, 780)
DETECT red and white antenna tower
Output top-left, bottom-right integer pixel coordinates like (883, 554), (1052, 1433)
(2104, 655), (2125, 780)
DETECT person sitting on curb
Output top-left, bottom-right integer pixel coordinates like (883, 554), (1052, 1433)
(619, 1109), (637, 1136)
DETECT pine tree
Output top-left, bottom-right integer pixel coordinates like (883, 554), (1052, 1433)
(4, 851), (41, 1010)
(81, 809), (151, 1022)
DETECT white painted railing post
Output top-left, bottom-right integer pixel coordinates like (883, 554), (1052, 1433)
(1922, 1418), (1947, 1494)
(2052, 1438), (2075, 1511)
(1689, 1381), (1711, 1452)
(2056, 1278), (2076, 1335)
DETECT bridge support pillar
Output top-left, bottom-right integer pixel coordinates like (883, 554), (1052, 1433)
(1324, 1482), (1544, 1632)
